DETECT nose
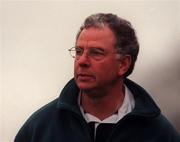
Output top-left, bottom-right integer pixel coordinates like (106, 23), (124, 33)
(76, 52), (90, 67)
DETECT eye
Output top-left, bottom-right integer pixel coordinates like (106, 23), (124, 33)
(75, 48), (83, 55)
(90, 49), (105, 56)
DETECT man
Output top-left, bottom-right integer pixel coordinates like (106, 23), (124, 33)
(15, 13), (180, 142)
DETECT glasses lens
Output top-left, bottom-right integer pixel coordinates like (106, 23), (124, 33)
(69, 47), (82, 58)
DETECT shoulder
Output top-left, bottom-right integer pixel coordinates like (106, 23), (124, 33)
(154, 114), (179, 134)
(14, 98), (59, 141)
(143, 114), (180, 141)
(27, 98), (58, 123)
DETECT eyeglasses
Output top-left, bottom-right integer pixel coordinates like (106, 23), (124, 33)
(68, 47), (120, 60)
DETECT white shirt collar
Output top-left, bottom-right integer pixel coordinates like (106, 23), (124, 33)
(78, 85), (135, 124)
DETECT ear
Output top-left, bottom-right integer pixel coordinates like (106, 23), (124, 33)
(118, 55), (131, 76)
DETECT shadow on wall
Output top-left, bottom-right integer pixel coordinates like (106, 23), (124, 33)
(146, 43), (180, 133)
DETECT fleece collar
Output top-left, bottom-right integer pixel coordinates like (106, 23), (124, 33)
(57, 78), (161, 118)
(124, 79), (161, 118)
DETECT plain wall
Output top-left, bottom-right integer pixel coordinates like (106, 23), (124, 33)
(1, 1), (3, 140)
(1, 0), (180, 142)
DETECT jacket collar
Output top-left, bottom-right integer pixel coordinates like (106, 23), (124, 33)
(57, 78), (161, 118)
(57, 78), (81, 115)
(124, 79), (161, 118)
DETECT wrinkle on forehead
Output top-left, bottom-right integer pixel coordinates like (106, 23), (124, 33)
(76, 26), (117, 49)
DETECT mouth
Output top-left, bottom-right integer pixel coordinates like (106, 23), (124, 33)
(77, 73), (94, 81)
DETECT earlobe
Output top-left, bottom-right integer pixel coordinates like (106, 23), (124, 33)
(118, 55), (131, 76)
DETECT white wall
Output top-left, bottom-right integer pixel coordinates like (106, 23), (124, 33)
(1, 1), (3, 141)
(1, 0), (180, 141)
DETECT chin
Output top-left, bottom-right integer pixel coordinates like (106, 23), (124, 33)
(76, 82), (96, 91)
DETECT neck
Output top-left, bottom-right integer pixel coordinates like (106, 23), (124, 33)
(81, 81), (125, 120)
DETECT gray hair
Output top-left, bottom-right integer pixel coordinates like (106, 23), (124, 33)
(76, 13), (139, 77)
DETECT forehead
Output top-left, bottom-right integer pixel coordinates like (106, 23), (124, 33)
(76, 26), (116, 48)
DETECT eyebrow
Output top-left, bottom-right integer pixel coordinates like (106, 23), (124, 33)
(75, 46), (105, 51)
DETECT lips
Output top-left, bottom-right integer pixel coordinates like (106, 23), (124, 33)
(77, 73), (94, 81)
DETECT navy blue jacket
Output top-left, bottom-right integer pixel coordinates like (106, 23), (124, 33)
(15, 79), (180, 142)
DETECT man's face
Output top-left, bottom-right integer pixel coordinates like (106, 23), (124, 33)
(74, 26), (121, 92)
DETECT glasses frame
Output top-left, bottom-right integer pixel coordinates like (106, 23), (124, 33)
(68, 46), (122, 61)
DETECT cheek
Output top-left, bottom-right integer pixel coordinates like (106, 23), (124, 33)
(95, 62), (119, 77)
(74, 61), (78, 75)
